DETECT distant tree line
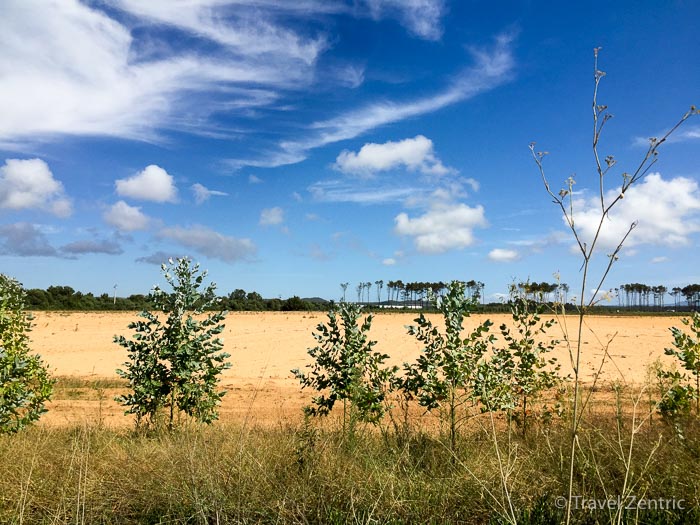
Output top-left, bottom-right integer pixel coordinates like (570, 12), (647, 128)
(344, 280), (485, 308)
(615, 283), (700, 310)
(20, 281), (700, 312)
(23, 285), (329, 312)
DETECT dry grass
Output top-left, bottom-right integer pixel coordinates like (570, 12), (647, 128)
(2, 392), (700, 524)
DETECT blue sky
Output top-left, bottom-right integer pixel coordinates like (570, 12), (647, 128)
(1, 0), (699, 302)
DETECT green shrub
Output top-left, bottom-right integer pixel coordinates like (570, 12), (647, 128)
(657, 312), (700, 422)
(476, 293), (563, 435)
(293, 302), (396, 433)
(115, 257), (230, 429)
(0, 274), (53, 433)
(399, 280), (494, 453)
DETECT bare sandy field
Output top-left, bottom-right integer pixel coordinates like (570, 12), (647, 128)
(29, 310), (683, 427)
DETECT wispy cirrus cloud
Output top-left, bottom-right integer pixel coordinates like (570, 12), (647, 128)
(309, 179), (420, 204)
(0, 1), (328, 146)
(363, 0), (446, 40)
(191, 183), (228, 205)
(0, 0), (447, 148)
(228, 33), (517, 168)
(633, 125), (700, 147)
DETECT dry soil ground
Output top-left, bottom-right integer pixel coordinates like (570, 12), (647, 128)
(29, 311), (683, 427)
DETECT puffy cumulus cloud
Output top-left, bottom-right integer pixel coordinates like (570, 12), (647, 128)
(394, 203), (487, 253)
(115, 165), (177, 203)
(0, 158), (72, 217)
(488, 248), (520, 262)
(335, 135), (452, 177)
(60, 239), (123, 255)
(259, 207), (285, 226)
(363, 0), (446, 40)
(0, 222), (57, 256)
(159, 225), (256, 263)
(572, 173), (700, 250)
(103, 201), (150, 232)
(191, 183), (228, 205)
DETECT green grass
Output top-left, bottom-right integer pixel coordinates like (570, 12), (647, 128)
(1, 407), (699, 524)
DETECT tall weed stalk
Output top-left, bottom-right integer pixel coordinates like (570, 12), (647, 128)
(531, 48), (698, 524)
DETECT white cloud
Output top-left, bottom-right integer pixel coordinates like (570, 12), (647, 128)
(572, 173), (700, 250)
(110, 0), (327, 64)
(328, 63), (366, 89)
(115, 165), (178, 203)
(159, 224), (256, 263)
(0, 158), (72, 217)
(191, 183), (228, 205)
(0, 222), (57, 256)
(634, 125), (700, 147)
(259, 207), (285, 226)
(0, 0), (501, 160)
(228, 33), (516, 169)
(307, 243), (333, 261)
(488, 248), (520, 262)
(464, 178), (480, 192)
(650, 256), (669, 264)
(363, 0), (446, 40)
(382, 257), (397, 266)
(309, 179), (419, 204)
(0, 0), (324, 146)
(103, 201), (151, 232)
(61, 239), (123, 255)
(136, 251), (183, 266)
(394, 202), (487, 253)
(335, 135), (452, 176)
(249, 175), (264, 184)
